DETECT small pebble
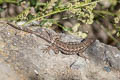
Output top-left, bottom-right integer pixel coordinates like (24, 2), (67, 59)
(104, 66), (111, 72)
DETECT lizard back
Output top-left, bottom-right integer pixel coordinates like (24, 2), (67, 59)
(54, 38), (95, 55)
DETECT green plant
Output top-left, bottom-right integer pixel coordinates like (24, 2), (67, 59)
(0, 0), (99, 32)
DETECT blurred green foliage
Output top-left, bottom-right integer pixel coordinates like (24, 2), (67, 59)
(0, 0), (98, 26)
(0, 0), (17, 4)
(0, 0), (120, 40)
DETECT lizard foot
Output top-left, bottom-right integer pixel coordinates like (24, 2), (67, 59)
(41, 45), (52, 54)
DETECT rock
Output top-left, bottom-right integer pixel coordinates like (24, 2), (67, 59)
(0, 22), (120, 80)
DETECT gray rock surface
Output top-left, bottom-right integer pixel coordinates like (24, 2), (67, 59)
(0, 23), (120, 80)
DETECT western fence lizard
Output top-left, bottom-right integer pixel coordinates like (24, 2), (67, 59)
(7, 22), (95, 59)
(43, 32), (96, 59)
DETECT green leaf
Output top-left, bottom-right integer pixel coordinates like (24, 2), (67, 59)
(29, 0), (37, 7)
(0, 8), (4, 12)
(62, 27), (72, 32)
(39, 20), (47, 26)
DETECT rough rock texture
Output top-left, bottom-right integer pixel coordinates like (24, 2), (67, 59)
(0, 23), (120, 80)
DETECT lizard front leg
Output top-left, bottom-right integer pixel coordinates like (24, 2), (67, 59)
(42, 44), (59, 54)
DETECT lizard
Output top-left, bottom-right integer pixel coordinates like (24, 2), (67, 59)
(6, 22), (96, 59)
(43, 32), (96, 59)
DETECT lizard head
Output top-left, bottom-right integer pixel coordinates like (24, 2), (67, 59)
(44, 29), (61, 43)
(51, 35), (61, 43)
